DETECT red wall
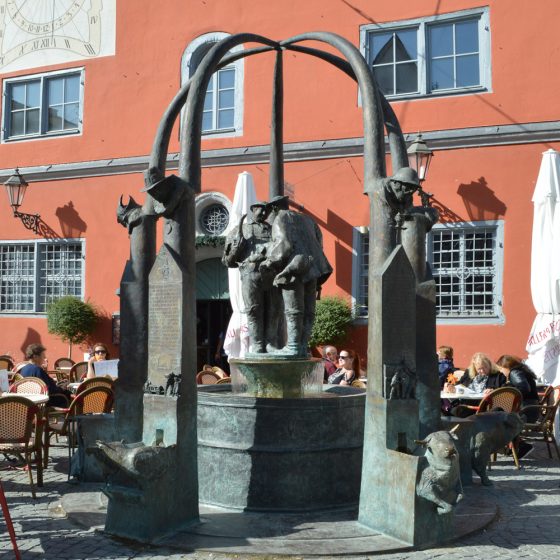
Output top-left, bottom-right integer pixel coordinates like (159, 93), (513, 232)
(0, 0), (557, 366)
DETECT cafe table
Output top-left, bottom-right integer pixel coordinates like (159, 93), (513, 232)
(440, 390), (486, 401)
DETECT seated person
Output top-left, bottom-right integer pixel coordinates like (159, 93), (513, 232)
(20, 343), (70, 407)
(496, 354), (539, 422)
(457, 352), (506, 393)
(451, 352), (506, 417)
(438, 345), (458, 388)
(87, 342), (109, 379)
(322, 345), (338, 383)
(327, 350), (357, 386)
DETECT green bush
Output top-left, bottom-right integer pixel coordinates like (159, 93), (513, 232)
(47, 296), (99, 358)
(309, 296), (353, 348)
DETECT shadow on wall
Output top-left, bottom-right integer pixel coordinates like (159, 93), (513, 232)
(457, 177), (507, 222)
(55, 201), (87, 238)
(19, 328), (42, 360)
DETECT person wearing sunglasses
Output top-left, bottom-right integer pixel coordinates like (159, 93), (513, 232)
(86, 342), (110, 379)
(327, 350), (357, 385)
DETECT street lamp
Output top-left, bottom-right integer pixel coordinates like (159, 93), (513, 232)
(4, 168), (41, 233)
(407, 133), (433, 183)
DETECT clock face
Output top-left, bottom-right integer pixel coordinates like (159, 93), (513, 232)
(0, 0), (116, 73)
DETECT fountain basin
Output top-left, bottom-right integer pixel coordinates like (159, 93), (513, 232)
(197, 384), (365, 511)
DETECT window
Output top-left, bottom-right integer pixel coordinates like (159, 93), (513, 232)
(352, 227), (369, 318)
(200, 204), (229, 235)
(181, 32), (244, 137)
(428, 221), (503, 323)
(361, 7), (490, 99)
(352, 221), (503, 324)
(2, 69), (83, 141)
(0, 240), (84, 313)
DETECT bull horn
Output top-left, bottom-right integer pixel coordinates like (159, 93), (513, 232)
(449, 424), (460, 434)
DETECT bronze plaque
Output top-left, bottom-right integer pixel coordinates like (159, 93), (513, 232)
(148, 244), (184, 389)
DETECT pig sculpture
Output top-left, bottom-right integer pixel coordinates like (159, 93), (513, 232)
(465, 410), (524, 486)
(416, 430), (463, 514)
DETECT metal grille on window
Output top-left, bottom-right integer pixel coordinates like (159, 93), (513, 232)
(431, 227), (496, 317)
(0, 245), (35, 312)
(200, 204), (229, 235)
(38, 243), (83, 312)
(357, 232), (369, 317)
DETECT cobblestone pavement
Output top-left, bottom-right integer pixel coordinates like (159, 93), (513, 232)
(1, 442), (560, 559)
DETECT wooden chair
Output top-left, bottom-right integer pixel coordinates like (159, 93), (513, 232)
(196, 369), (221, 384)
(0, 357), (14, 371)
(54, 357), (75, 370)
(9, 377), (48, 395)
(351, 379), (366, 388)
(216, 377), (231, 384)
(69, 361), (88, 382)
(0, 396), (42, 499)
(11, 362), (27, 374)
(476, 386), (523, 414)
(518, 385), (560, 461)
(74, 376), (115, 395)
(44, 386), (114, 468)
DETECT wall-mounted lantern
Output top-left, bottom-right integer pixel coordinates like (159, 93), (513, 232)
(4, 168), (41, 234)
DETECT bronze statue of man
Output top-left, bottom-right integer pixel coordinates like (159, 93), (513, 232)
(223, 201), (283, 354)
(260, 195), (332, 356)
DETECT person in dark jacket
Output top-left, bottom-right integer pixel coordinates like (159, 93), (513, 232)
(496, 355), (539, 421)
(438, 345), (457, 388)
(20, 343), (70, 407)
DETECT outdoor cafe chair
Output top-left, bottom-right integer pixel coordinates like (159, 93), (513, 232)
(196, 367), (223, 384)
(0, 356), (14, 371)
(44, 386), (114, 468)
(351, 379), (366, 389)
(54, 357), (75, 370)
(216, 377), (231, 384)
(0, 396), (43, 499)
(518, 385), (560, 461)
(9, 377), (48, 395)
(69, 361), (88, 383)
(75, 376), (115, 393)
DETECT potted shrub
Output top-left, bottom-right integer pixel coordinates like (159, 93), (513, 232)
(47, 296), (99, 359)
(309, 296), (353, 353)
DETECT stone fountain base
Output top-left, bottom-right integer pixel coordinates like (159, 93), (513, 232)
(197, 384), (365, 511)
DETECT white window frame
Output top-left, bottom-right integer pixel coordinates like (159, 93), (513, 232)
(2, 67), (84, 142)
(360, 7), (491, 100)
(0, 239), (85, 316)
(351, 226), (369, 322)
(181, 32), (244, 138)
(428, 220), (504, 325)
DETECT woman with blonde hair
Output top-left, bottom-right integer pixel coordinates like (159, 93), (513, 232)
(458, 352), (506, 394)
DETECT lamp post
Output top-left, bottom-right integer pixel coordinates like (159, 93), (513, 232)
(4, 168), (41, 233)
(407, 133), (434, 207)
(407, 133), (433, 183)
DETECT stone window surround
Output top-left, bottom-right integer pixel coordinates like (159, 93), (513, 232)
(359, 6), (491, 101)
(181, 31), (244, 139)
(1, 66), (85, 143)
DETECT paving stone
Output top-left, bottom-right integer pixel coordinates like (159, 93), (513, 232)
(2, 443), (560, 558)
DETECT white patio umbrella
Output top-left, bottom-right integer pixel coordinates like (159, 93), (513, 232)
(222, 171), (257, 359)
(526, 150), (560, 389)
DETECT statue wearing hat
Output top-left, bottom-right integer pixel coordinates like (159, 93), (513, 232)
(223, 201), (284, 353)
(260, 195), (333, 356)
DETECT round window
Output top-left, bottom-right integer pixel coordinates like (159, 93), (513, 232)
(200, 204), (229, 235)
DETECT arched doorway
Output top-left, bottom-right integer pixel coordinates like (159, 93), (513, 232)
(196, 258), (232, 373)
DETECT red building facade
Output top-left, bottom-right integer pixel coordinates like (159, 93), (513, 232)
(0, 0), (557, 368)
